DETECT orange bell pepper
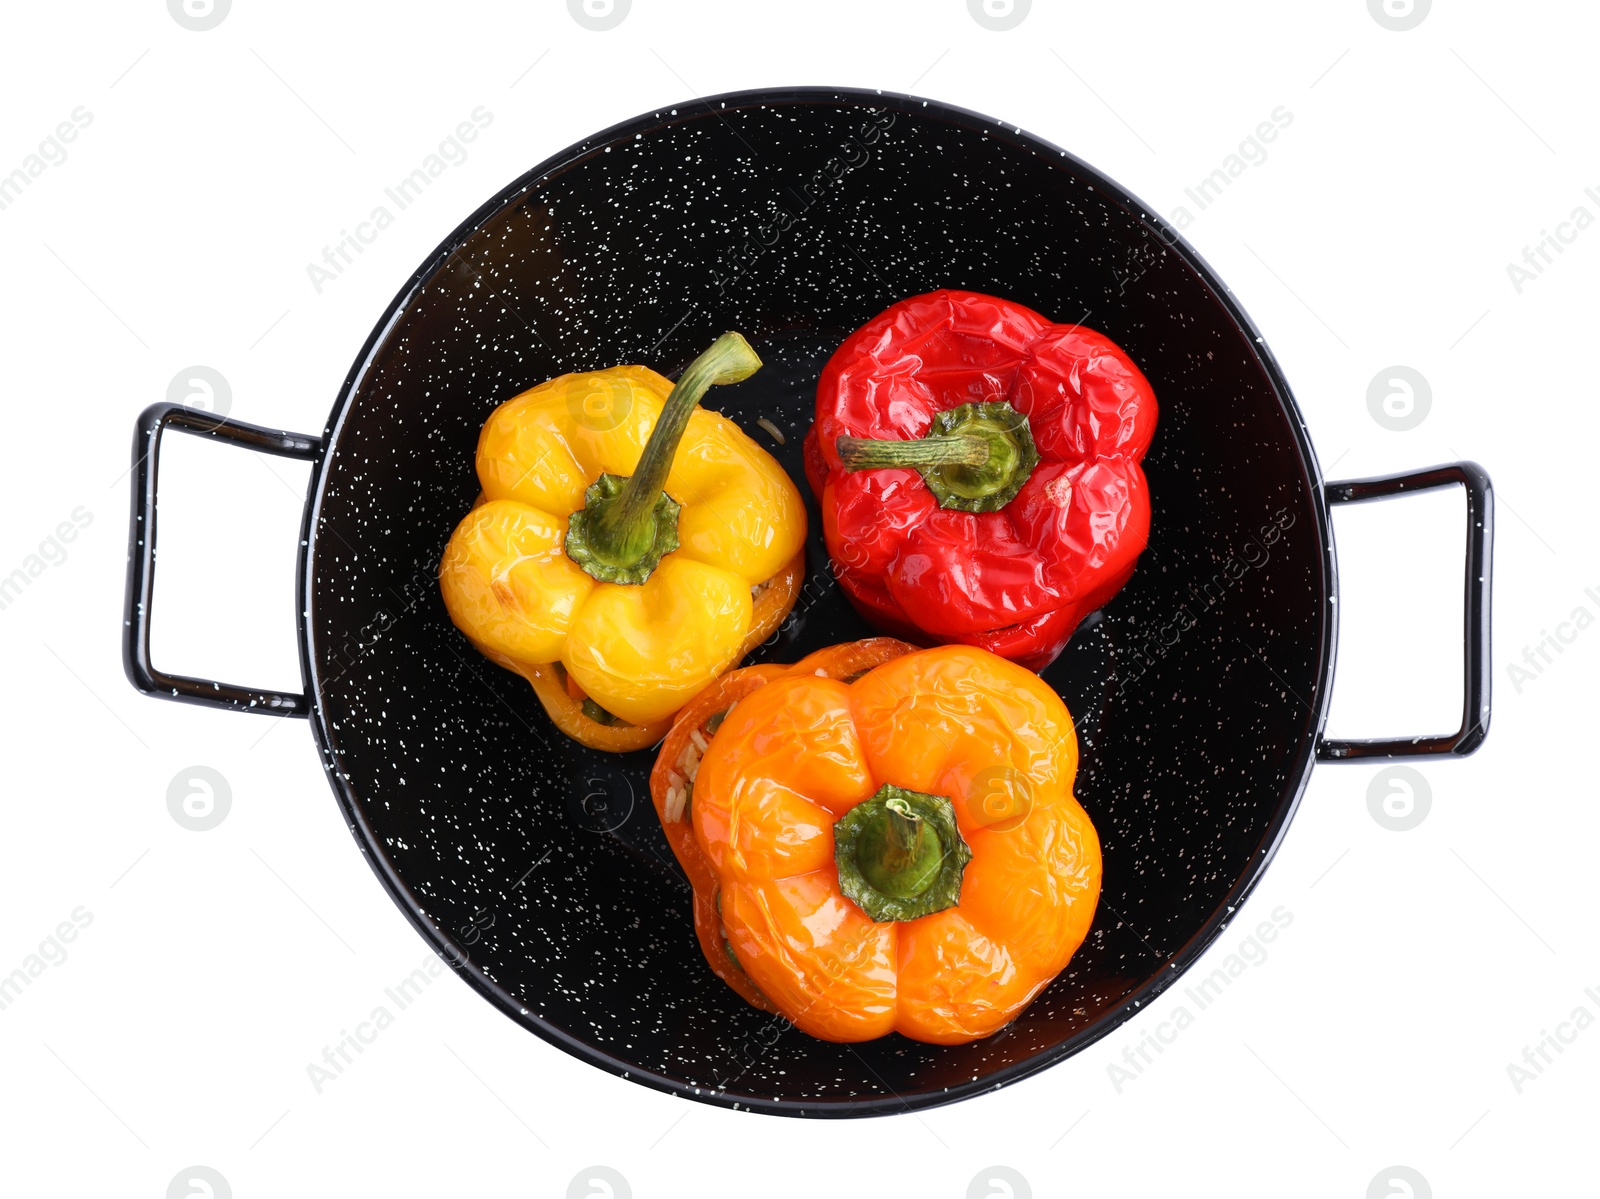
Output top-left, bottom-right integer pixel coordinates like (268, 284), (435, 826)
(648, 640), (1101, 1044)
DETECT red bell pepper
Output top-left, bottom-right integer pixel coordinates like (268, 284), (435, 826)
(804, 289), (1157, 671)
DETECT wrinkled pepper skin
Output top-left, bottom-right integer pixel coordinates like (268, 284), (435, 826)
(806, 289), (1157, 671)
(650, 640), (1101, 1044)
(440, 362), (806, 733)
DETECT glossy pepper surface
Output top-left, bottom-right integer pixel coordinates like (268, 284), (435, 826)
(649, 639), (1101, 1044)
(440, 334), (806, 748)
(805, 289), (1157, 671)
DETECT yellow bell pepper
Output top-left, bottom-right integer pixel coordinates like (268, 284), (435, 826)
(439, 334), (807, 748)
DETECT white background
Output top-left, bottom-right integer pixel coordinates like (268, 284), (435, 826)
(1, 1), (1595, 1196)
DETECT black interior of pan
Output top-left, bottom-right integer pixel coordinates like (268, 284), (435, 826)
(306, 89), (1329, 1115)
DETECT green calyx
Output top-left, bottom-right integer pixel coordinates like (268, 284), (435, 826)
(564, 332), (763, 583)
(580, 695), (623, 726)
(833, 784), (972, 923)
(563, 473), (681, 586)
(835, 400), (1040, 513)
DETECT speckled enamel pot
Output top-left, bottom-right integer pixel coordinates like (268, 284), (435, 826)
(124, 88), (1492, 1117)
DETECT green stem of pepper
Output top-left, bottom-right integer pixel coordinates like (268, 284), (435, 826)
(834, 400), (1040, 513)
(565, 332), (763, 585)
(836, 434), (991, 471)
(833, 784), (972, 922)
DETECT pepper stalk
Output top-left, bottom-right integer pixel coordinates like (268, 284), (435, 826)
(565, 332), (762, 584)
(833, 784), (972, 922)
(835, 399), (1040, 512)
